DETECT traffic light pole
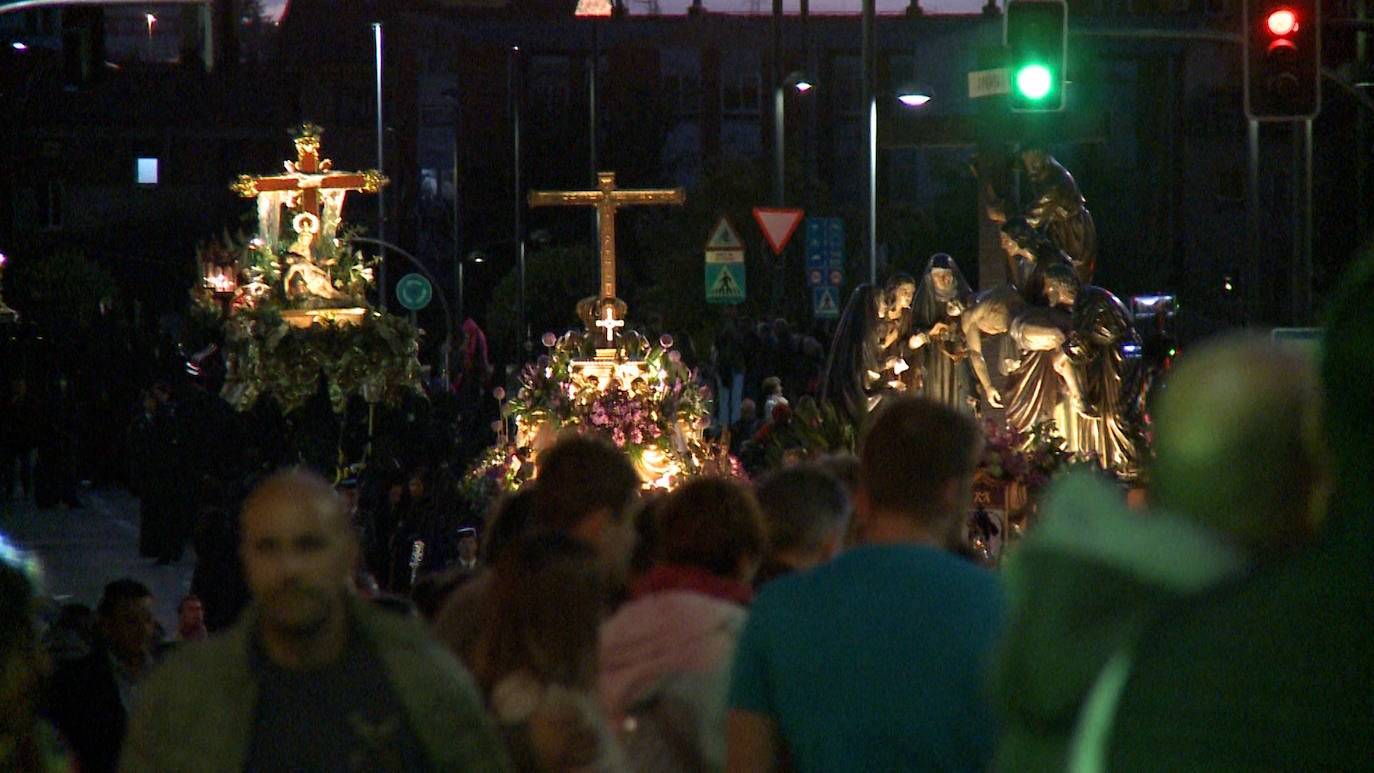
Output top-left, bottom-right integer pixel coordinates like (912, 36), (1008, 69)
(1293, 118), (1314, 324)
(1246, 119), (1260, 326)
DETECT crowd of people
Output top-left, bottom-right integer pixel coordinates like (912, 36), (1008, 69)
(0, 237), (1369, 771)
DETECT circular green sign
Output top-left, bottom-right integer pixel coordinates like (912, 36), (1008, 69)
(396, 273), (432, 311)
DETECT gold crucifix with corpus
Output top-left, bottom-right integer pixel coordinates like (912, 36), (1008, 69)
(231, 124), (387, 256)
(232, 124), (387, 217)
(527, 171), (685, 335)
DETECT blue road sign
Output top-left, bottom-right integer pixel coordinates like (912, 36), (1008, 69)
(813, 286), (841, 318)
(806, 217), (844, 316)
(396, 273), (433, 311)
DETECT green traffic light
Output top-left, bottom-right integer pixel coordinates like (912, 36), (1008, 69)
(1015, 64), (1054, 100)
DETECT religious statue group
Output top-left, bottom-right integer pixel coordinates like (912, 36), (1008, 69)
(823, 146), (1148, 479)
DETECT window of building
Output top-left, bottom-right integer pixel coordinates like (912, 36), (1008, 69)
(529, 55), (571, 114)
(721, 49), (761, 118)
(661, 48), (701, 119)
(136, 157), (159, 185)
(832, 55), (864, 118)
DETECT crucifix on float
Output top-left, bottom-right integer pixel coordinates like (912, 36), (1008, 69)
(527, 171), (685, 336)
(231, 124), (387, 254)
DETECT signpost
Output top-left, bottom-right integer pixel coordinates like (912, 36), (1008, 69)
(705, 217), (746, 304)
(396, 272), (433, 311)
(805, 217), (844, 319)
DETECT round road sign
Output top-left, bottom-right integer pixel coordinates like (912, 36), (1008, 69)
(396, 273), (432, 311)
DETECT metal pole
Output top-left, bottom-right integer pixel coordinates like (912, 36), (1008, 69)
(591, 24), (599, 178)
(1295, 118), (1313, 324)
(863, 0), (877, 285)
(801, 0), (811, 210)
(773, 0), (785, 207)
(373, 22), (387, 312)
(510, 46), (526, 353)
(590, 25), (600, 240)
(1246, 118), (1259, 326)
(450, 80), (462, 388)
(453, 84), (462, 324)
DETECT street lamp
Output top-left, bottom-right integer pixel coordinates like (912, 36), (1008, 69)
(777, 70), (815, 206)
(458, 250), (485, 325)
(785, 71), (814, 94)
(145, 13), (156, 60)
(896, 81), (933, 108)
(508, 45), (528, 351)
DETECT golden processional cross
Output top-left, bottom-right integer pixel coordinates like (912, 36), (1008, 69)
(527, 172), (685, 306)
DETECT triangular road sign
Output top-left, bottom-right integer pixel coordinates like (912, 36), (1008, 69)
(706, 217), (744, 250)
(816, 287), (838, 313)
(753, 207), (804, 255)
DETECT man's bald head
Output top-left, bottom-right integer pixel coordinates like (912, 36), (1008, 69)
(241, 468), (352, 536)
(1149, 333), (1328, 554)
(239, 468), (359, 655)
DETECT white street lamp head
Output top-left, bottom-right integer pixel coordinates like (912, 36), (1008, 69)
(784, 71), (814, 94)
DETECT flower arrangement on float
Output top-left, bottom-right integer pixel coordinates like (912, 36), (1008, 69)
(459, 327), (739, 504)
(968, 417), (1089, 562)
(977, 418), (1078, 499)
(190, 228), (423, 414)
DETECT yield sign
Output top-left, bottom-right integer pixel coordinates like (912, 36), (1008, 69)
(753, 207), (804, 256)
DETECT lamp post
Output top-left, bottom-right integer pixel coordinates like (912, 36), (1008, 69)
(772, 0), (785, 208)
(145, 12), (156, 60)
(862, 0), (877, 285)
(771, 69), (812, 316)
(509, 45), (526, 352)
(457, 251), (485, 326)
(373, 22), (387, 312)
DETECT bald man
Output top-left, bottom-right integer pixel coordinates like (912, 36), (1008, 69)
(1149, 333), (1328, 554)
(1098, 257), (1374, 769)
(121, 468), (511, 772)
(990, 333), (1330, 771)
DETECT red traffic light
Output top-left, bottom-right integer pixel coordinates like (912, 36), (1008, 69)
(1244, 0), (1320, 120)
(1265, 9), (1298, 36)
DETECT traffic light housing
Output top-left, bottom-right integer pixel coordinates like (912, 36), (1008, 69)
(1005, 0), (1067, 112)
(1244, 0), (1321, 120)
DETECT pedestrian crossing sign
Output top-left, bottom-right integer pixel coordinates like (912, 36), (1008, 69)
(813, 286), (840, 318)
(706, 216), (746, 304)
(707, 264), (745, 302)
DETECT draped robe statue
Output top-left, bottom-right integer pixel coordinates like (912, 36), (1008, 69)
(909, 254), (975, 413)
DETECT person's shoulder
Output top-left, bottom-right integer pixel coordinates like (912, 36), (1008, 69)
(430, 570), (493, 636)
(748, 561), (828, 616)
(46, 649), (112, 702)
(149, 623), (246, 678)
(355, 596), (475, 675)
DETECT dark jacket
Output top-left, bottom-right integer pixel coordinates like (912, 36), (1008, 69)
(119, 595), (512, 772)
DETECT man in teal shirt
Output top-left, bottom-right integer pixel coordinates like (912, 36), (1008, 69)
(727, 396), (1005, 771)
